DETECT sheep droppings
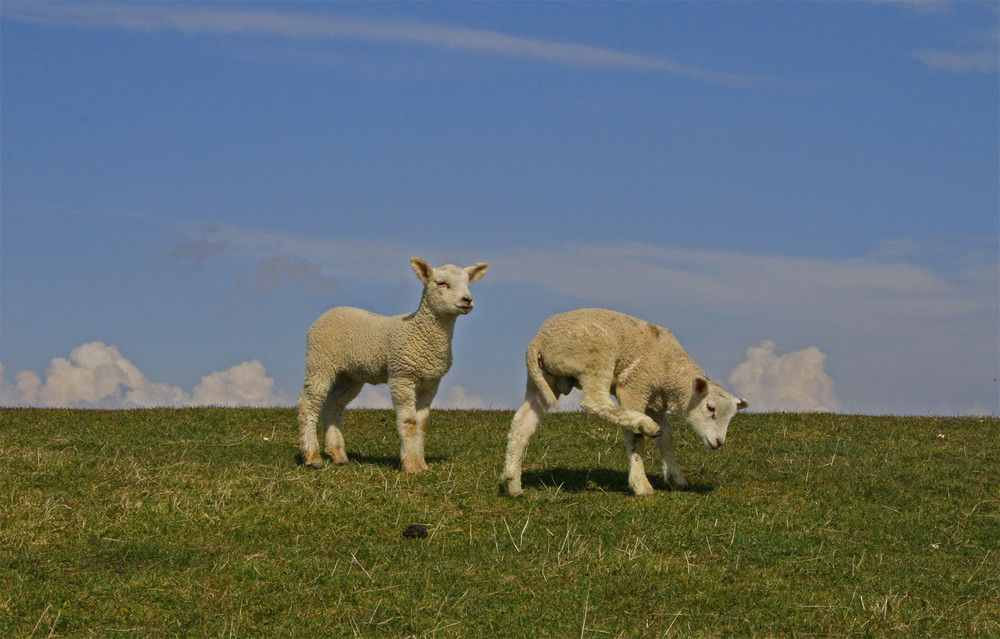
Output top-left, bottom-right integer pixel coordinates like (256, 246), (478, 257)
(403, 524), (428, 539)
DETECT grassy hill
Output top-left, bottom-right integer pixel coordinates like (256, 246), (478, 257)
(2, 408), (997, 638)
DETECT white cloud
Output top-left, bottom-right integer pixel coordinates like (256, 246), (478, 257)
(8, 228), (995, 415)
(191, 360), (290, 407)
(557, 389), (583, 412)
(485, 242), (996, 326)
(353, 386), (394, 409)
(0, 342), (290, 408)
(877, 0), (956, 17)
(728, 341), (840, 412)
(179, 228), (997, 324)
(914, 49), (999, 73)
(434, 385), (485, 409)
(1, 3), (755, 84)
(165, 227), (998, 415)
(342, 384), (485, 409)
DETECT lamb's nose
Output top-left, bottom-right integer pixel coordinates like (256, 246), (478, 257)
(462, 296), (473, 304)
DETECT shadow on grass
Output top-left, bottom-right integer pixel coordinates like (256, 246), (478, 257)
(348, 452), (447, 469)
(293, 451), (447, 470)
(520, 467), (715, 495)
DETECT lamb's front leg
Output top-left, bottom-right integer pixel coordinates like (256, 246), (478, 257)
(410, 380), (439, 473)
(390, 379), (428, 473)
(651, 413), (689, 490)
(578, 380), (662, 438)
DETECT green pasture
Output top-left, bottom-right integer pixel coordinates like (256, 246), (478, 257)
(1, 408), (997, 638)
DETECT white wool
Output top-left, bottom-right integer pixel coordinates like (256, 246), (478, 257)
(297, 257), (487, 472)
(502, 308), (748, 497)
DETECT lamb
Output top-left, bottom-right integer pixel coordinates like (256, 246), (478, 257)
(502, 308), (748, 497)
(298, 257), (488, 472)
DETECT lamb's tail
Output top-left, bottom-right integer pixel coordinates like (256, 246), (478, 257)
(525, 342), (560, 411)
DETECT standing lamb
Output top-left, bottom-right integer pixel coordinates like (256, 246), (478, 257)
(298, 257), (488, 472)
(502, 308), (748, 497)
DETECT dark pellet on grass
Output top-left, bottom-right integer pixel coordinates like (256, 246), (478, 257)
(403, 524), (427, 539)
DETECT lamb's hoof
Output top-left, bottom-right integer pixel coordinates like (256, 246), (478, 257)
(667, 477), (690, 491)
(304, 460), (323, 469)
(326, 451), (349, 465)
(636, 422), (662, 438)
(402, 463), (430, 474)
(500, 478), (524, 498)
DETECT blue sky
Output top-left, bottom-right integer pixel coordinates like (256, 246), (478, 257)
(2, 1), (997, 416)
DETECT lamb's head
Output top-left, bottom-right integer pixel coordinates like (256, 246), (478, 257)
(410, 257), (489, 317)
(682, 376), (749, 450)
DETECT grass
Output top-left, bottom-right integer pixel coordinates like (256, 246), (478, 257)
(1, 407), (997, 638)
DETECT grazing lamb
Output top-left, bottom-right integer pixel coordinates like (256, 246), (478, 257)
(502, 308), (748, 497)
(298, 257), (488, 472)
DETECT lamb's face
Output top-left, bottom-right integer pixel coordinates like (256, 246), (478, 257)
(683, 377), (749, 450)
(410, 258), (489, 317)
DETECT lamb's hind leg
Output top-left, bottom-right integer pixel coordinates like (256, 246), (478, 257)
(298, 379), (330, 468)
(502, 388), (549, 497)
(321, 377), (364, 465)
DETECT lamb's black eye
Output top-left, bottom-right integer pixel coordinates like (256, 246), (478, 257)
(436, 280), (450, 288)
(707, 404), (716, 414)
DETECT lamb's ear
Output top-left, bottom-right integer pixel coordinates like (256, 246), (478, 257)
(410, 257), (433, 283)
(736, 398), (749, 410)
(465, 263), (489, 282)
(692, 376), (710, 397)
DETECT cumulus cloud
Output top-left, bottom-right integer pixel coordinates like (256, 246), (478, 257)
(0, 342), (290, 408)
(348, 384), (485, 409)
(434, 385), (485, 409)
(728, 341), (840, 412)
(191, 360), (290, 407)
(557, 389), (583, 412)
(354, 386), (394, 409)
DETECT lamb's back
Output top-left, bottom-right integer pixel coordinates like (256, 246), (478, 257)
(533, 308), (657, 375)
(305, 306), (395, 382)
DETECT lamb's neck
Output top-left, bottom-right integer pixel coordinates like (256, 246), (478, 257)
(407, 301), (458, 343)
(660, 354), (706, 412)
